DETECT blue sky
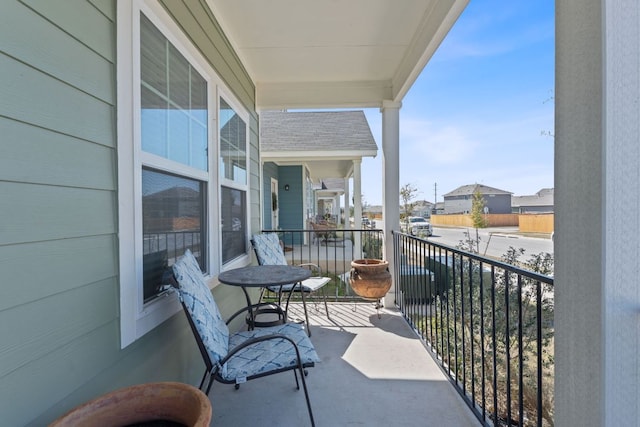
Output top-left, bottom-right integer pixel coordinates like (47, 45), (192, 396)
(361, 1), (555, 206)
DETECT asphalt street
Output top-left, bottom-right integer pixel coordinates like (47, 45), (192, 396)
(427, 226), (554, 259)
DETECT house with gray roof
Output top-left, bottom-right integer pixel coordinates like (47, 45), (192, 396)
(442, 184), (512, 214)
(259, 111), (378, 233)
(511, 188), (555, 213)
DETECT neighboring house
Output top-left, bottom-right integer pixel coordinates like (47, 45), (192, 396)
(511, 188), (555, 213)
(442, 184), (512, 214)
(412, 200), (434, 217)
(259, 111), (377, 231)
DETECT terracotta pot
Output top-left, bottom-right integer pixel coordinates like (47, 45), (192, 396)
(49, 382), (211, 427)
(350, 259), (392, 299)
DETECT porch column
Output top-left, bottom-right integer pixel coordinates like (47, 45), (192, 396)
(344, 177), (351, 229)
(381, 100), (401, 305)
(353, 159), (363, 259)
(556, 1), (640, 425)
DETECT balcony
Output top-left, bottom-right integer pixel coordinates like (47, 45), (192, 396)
(235, 229), (555, 426)
(210, 301), (479, 426)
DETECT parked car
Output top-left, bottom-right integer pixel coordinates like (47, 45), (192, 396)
(407, 216), (433, 237)
(362, 218), (371, 228)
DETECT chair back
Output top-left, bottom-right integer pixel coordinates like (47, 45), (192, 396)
(252, 233), (287, 266)
(172, 250), (229, 366)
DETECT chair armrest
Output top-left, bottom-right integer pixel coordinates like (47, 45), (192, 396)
(297, 262), (323, 276)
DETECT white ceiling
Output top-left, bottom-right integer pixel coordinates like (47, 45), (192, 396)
(207, 0), (468, 109)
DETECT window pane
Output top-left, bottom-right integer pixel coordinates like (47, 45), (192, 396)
(142, 168), (206, 302)
(219, 99), (246, 183)
(221, 186), (246, 263)
(140, 14), (208, 171)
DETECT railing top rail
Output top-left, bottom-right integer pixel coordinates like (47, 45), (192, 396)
(393, 230), (554, 285)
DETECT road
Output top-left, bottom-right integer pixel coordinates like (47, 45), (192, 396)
(428, 226), (554, 259)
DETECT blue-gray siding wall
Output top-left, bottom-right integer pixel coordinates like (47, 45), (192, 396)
(444, 194), (512, 214)
(0, 1), (258, 425)
(262, 162), (279, 230)
(278, 166), (304, 231)
(485, 195), (512, 214)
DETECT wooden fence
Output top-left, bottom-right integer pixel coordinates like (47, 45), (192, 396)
(430, 213), (519, 227)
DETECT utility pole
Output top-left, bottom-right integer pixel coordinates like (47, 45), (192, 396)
(433, 182), (437, 214)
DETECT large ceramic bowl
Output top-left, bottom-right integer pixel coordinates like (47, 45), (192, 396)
(49, 382), (211, 427)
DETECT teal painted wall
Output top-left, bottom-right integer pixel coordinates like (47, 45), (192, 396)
(0, 1), (259, 425)
(278, 166), (304, 231)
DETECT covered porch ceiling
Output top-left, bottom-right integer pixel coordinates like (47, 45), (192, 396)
(206, 0), (468, 110)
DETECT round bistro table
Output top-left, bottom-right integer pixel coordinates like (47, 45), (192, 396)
(218, 265), (311, 329)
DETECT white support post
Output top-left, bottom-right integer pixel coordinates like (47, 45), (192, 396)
(381, 100), (401, 306)
(344, 177), (351, 229)
(353, 159), (363, 259)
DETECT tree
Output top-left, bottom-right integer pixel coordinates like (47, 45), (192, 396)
(400, 183), (419, 229)
(458, 190), (489, 253)
(471, 189), (488, 228)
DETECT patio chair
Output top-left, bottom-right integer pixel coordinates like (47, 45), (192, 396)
(251, 233), (330, 336)
(309, 221), (338, 246)
(171, 249), (319, 426)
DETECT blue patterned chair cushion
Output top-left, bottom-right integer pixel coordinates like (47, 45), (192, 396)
(172, 250), (229, 367)
(252, 233), (288, 266)
(173, 249), (320, 382)
(224, 322), (320, 382)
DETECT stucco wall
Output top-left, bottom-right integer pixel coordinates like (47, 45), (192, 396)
(556, 1), (640, 426)
(555, 1), (604, 425)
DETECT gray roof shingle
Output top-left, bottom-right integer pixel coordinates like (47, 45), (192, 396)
(443, 184), (512, 197)
(260, 111), (377, 153)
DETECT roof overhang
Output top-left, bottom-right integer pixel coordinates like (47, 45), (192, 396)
(206, 0), (469, 110)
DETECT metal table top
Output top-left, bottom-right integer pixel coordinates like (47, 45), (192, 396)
(218, 265), (311, 288)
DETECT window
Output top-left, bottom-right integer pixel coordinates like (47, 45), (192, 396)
(219, 98), (248, 263)
(142, 168), (206, 302)
(140, 14), (209, 302)
(118, 1), (251, 347)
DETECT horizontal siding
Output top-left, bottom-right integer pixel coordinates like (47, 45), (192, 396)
(22, 314), (198, 427)
(1, 321), (122, 427)
(1, 1), (114, 103)
(0, 182), (116, 245)
(0, 54), (114, 147)
(0, 235), (118, 311)
(0, 277), (117, 378)
(1, 117), (115, 190)
(88, 0), (115, 21)
(21, 0), (115, 62)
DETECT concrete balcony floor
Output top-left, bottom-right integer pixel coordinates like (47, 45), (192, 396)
(210, 302), (479, 426)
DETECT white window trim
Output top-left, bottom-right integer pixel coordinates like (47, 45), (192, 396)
(117, 0), (251, 348)
(218, 87), (251, 270)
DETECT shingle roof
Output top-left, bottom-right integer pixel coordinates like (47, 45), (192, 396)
(260, 111), (377, 153)
(512, 188), (554, 207)
(443, 184), (512, 197)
